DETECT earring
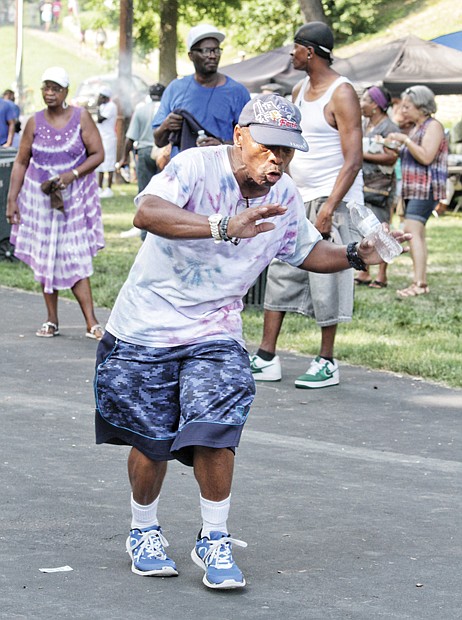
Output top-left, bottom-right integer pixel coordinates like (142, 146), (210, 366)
(62, 100), (68, 110)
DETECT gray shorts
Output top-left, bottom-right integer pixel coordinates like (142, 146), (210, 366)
(264, 197), (360, 326)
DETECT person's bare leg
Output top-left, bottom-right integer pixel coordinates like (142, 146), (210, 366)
(404, 219), (427, 284)
(128, 447), (167, 504)
(42, 288), (59, 325)
(375, 262), (388, 285)
(319, 324), (337, 360)
(71, 277), (100, 331)
(107, 171), (114, 189)
(193, 447), (234, 501)
(259, 309), (286, 354)
(355, 267), (371, 283)
(98, 172), (104, 189)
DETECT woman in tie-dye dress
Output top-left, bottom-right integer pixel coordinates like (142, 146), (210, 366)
(7, 67), (106, 339)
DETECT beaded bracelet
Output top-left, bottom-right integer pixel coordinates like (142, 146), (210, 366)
(346, 242), (367, 271)
(220, 216), (240, 246)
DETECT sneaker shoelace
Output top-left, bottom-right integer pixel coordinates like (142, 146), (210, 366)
(308, 358), (326, 375)
(202, 536), (247, 570)
(129, 528), (169, 561)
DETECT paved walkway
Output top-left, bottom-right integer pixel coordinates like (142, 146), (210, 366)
(1, 286), (461, 619)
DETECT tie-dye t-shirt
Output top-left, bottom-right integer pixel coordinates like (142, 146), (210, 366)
(106, 145), (321, 347)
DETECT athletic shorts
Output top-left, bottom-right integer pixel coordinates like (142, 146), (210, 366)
(94, 333), (255, 466)
(264, 197), (360, 326)
(404, 197), (437, 224)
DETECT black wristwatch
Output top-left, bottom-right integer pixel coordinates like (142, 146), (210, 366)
(346, 242), (367, 271)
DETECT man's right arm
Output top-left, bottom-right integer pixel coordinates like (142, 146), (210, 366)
(5, 118), (15, 147)
(154, 112), (184, 147)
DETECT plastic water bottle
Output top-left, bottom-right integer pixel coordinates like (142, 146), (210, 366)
(347, 200), (403, 263)
(196, 129), (207, 146)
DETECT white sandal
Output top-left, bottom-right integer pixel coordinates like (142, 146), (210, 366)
(36, 322), (60, 338)
(86, 324), (105, 340)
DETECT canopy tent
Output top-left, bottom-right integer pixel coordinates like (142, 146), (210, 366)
(381, 35), (462, 96)
(431, 31), (462, 52)
(221, 35), (462, 97)
(221, 45), (302, 95)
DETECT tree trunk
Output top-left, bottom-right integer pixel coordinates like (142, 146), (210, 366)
(159, 0), (178, 86)
(297, 0), (327, 23)
(117, 0), (133, 165)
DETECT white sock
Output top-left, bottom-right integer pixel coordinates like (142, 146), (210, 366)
(130, 493), (159, 530)
(200, 494), (231, 537)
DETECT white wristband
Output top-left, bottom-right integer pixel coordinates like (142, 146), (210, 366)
(72, 169), (79, 179)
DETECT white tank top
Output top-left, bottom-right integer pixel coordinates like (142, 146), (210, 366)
(290, 75), (363, 203)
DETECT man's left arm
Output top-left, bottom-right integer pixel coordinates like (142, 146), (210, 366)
(315, 83), (363, 236)
(298, 231), (411, 274)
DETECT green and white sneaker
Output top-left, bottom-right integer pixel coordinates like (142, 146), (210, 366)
(249, 354), (282, 381)
(294, 356), (339, 389)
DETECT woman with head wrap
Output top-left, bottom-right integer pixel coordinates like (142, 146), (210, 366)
(355, 85), (399, 288)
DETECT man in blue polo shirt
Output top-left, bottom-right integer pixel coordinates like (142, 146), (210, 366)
(0, 96), (16, 147)
(153, 23), (250, 158)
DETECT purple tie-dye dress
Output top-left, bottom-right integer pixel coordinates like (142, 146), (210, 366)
(10, 106), (105, 294)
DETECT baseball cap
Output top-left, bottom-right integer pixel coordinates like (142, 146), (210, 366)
(99, 85), (112, 98)
(41, 66), (70, 88)
(294, 22), (334, 60)
(187, 24), (225, 51)
(238, 94), (308, 152)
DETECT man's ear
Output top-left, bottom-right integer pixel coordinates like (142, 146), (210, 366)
(234, 125), (243, 146)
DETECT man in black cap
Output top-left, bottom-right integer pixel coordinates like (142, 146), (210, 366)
(117, 83), (165, 238)
(251, 22), (364, 389)
(95, 93), (406, 590)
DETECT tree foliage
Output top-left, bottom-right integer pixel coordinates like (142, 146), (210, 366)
(322, 0), (382, 43)
(230, 0), (303, 53)
(78, 0), (390, 71)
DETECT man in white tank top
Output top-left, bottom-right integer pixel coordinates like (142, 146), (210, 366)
(250, 22), (363, 388)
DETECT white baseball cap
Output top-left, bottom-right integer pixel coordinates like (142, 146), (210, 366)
(187, 24), (225, 51)
(99, 85), (112, 98)
(41, 66), (70, 88)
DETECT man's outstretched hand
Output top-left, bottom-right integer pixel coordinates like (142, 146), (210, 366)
(358, 227), (412, 265)
(227, 203), (288, 239)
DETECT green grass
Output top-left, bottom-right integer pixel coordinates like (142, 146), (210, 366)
(1, 184), (461, 388)
(1, 25), (106, 111)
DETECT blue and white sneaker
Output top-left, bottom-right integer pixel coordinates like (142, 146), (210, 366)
(191, 530), (247, 589)
(126, 525), (178, 577)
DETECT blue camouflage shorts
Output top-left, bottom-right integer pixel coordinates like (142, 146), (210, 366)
(94, 333), (256, 466)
